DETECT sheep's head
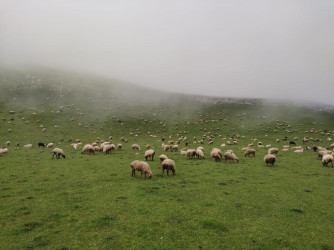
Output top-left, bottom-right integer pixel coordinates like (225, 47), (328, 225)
(147, 171), (153, 179)
(62, 154), (66, 159)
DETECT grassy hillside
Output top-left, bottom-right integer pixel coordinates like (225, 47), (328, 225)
(0, 68), (334, 249)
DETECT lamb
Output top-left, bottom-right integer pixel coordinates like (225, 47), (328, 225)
(244, 148), (256, 157)
(46, 143), (54, 148)
(81, 144), (95, 154)
(0, 148), (9, 154)
(130, 160), (152, 179)
(264, 154), (276, 167)
(52, 148), (65, 159)
(161, 159), (176, 177)
(159, 154), (168, 163)
(224, 151), (239, 163)
(268, 148), (279, 155)
(132, 144), (141, 151)
(322, 154), (333, 167)
(144, 149), (155, 161)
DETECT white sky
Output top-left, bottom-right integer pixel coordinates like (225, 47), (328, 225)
(1, 0), (334, 104)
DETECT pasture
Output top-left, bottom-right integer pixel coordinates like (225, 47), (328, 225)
(1, 69), (334, 249)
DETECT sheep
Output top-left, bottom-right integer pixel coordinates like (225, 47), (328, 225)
(130, 160), (152, 179)
(71, 142), (82, 150)
(294, 149), (303, 153)
(170, 145), (179, 152)
(224, 151), (239, 163)
(132, 144), (141, 151)
(318, 150), (330, 160)
(145, 144), (150, 149)
(264, 154), (276, 167)
(268, 148), (279, 155)
(289, 141), (296, 146)
(186, 149), (197, 159)
(103, 144), (115, 154)
(159, 154), (168, 163)
(52, 148), (65, 159)
(6, 141), (10, 146)
(322, 154), (333, 167)
(46, 143), (54, 148)
(23, 144), (33, 148)
(144, 149), (155, 161)
(210, 150), (222, 162)
(196, 148), (205, 159)
(0, 148), (9, 154)
(81, 144), (95, 154)
(117, 144), (123, 150)
(281, 148), (289, 152)
(38, 142), (46, 148)
(162, 143), (170, 151)
(161, 159), (176, 177)
(244, 148), (256, 157)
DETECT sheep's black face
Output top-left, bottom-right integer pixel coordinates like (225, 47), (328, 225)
(62, 155), (66, 159)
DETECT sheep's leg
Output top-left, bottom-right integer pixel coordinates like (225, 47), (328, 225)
(167, 170), (169, 176)
(52, 153), (55, 159)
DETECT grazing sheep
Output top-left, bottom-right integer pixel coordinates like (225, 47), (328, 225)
(144, 149), (155, 161)
(289, 141), (296, 146)
(162, 143), (170, 151)
(294, 149), (303, 153)
(81, 144), (95, 154)
(38, 142), (46, 148)
(145, 144), (151, 149)
(159, 154), (168, 163)
(6, 141), (10, 146)
(281, 148), (289, 152)
(318, 150), (330, 160)
(130, 160), (152, 179)
(46, 143), (54, 148)
(117, 144), (122, 150)
(52, 148), (65, 159)
(132, 144), (141, 151)
(210, 148), (223, 162)
(186, 149), (197, 159)
(71, 142), (82, 150)
(224, 151), (239, 163)
(23, 144), (33, 148)
(196, 148), (205, 159)
(170, 145), (179, 152)
(244, 148), (256, 157)
(0, 148), (9, 154)
(322, 154), (333, 167)
(103, 144), (115, 154)
(264, 154), (276, 167)
(268, 148), (279, 155)
(161, 159), (176, 177)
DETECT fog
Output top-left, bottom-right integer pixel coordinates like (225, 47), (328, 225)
(1, 0), (334, 105)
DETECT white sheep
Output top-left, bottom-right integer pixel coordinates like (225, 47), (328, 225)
(170, 145), (179, 152)
(264, 154), (276, 167)
(161, 159), (176, 176)
(322, 154), (333, 167)
(224, 151), (239, 163)
(162, 143), (170, 151)
(159, 154), (168, 162)
(132, 144), (141, 151)
(186, 149), (197, 159)
(71, 142), (82, 150)
(103, 144), (115, 154)
(117, 144), (123, 150)
(210, 149), (222, 162)
(294, 149), (303, 153)
(244, 149), (256, 157)
(46, 143), (54, 148)
(130, 160), (152, 179)
(23, 144), (33, 148)
(52, 148), (65, 159)
(144, 149), (155, 161)
(6, 141), (10, 146)
(268, 148), (279, 155)
(196, 148), (205, 159)
(0, 148), (9, 154)
(81, 144), (95, 154)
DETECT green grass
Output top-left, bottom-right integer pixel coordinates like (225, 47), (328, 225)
(0, 68), (334, 249)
